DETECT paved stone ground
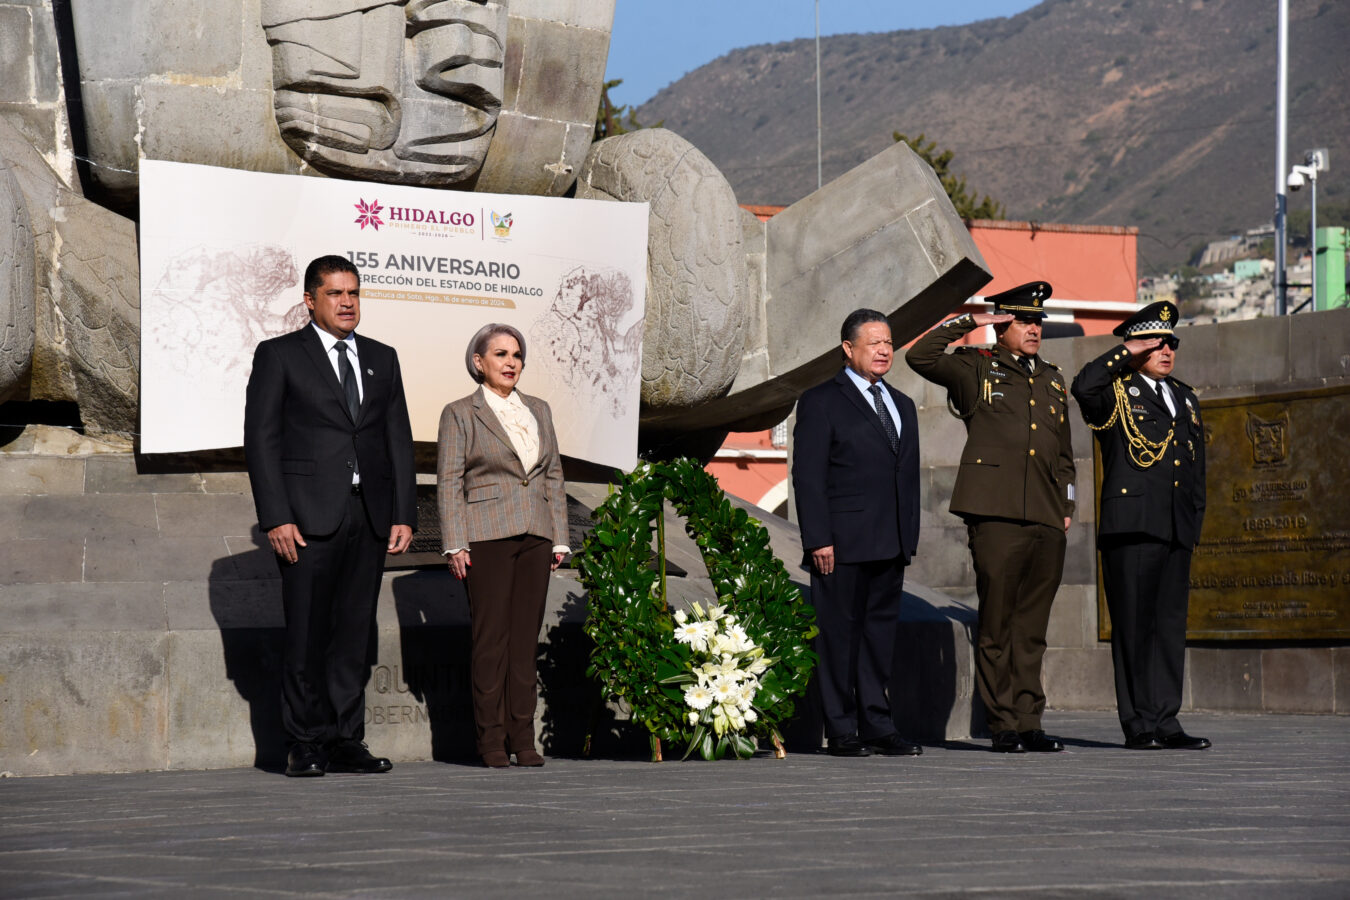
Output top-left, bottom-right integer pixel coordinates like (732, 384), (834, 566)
(1, 712), (1347, 898)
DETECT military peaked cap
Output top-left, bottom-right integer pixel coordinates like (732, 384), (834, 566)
(988, 281), (1052, 319)
(1113, 300), (1180, 341)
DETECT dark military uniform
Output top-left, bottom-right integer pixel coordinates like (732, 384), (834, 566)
(1071, 302), (1207, 747)
(906, 308), (1076, 741)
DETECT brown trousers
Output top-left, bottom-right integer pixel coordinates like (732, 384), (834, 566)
(465, 534), (552, 756)
(966, 518), (1066, 734)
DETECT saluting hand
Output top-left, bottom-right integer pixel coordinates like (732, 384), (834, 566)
(970, 312), (1014, 327)
(1123, 336), (1164, 358)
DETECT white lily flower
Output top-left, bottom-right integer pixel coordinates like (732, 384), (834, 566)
(744, 708), (758, 723)
(688, 710), (701, 726)
(674, 608), (687, 625)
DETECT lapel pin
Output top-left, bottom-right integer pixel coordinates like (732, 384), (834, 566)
(1128, 386), (1140, 397)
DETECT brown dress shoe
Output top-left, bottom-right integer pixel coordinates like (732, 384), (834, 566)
(515, 748), (545, 767)
(482, 750), (510, 768)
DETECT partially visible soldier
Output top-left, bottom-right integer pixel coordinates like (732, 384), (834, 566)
(907, 282), (1076, 754)
(1071, 301), (1209, 751)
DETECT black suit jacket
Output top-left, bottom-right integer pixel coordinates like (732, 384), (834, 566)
(1071, 345), (1206, 546)
(792, 369), (921, 565)
(244, 325), (417, 538)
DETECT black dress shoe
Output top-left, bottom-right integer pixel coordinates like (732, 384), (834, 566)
(991, 730), (1026, 753)
(826, 734), (872, 757)
(1158, 731), (1211, 750)
(1018, 730), (1064, 752)
(285, 743), (326, 777)
(1124, 732), (1164, 750)
(863, 733), (923, 756)
(326, 740), (392, 774)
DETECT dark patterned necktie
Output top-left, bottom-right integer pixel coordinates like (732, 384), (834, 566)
(334, 341), (360, 422)
(868, 384), (900, 453)
(1017, 355), (1034, 375)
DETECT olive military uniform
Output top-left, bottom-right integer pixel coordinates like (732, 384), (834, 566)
(906, 313), (1076, 737)
(1071, 307), (1206, 745)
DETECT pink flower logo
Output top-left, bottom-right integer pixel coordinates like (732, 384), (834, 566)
(354, 199), (384, 230)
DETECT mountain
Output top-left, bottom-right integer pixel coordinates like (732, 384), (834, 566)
(637, 0), (1349, 274)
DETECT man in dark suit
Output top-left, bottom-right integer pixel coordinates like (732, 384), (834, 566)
(244, 254), (417, 776)
(1071, 301), (1209, 750)
(792, 308), (922, 758)
(906, 282), (1076, 754)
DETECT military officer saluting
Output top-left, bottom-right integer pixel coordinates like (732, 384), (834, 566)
(1071, 301), (1209, 751)
(907, 282), (1076, 753)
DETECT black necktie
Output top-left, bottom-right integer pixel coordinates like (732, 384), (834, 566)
(868, 384), (900, 453)
(1017, 355), (1034, 375)
(334, 341), (360, 422)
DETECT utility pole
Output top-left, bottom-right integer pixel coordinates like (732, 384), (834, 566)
(1274, 0), (1289, 314)
(815, 0), (822, 190)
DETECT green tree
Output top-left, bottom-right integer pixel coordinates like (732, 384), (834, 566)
(595, 79), (661, 141)
(893, 131), (1005, 220)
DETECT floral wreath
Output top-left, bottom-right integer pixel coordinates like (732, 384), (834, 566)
(576, 458), (818, 760)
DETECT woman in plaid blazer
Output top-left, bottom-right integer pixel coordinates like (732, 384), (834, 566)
(437, 323), (569, 769)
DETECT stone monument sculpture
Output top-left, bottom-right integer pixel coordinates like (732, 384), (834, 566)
(0, 0), (989, 447)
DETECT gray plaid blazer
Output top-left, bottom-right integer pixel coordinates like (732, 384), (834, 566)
(437, 386), (568, 552)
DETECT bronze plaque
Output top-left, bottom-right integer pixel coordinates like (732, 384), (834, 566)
(1096, 385), (1350, 640)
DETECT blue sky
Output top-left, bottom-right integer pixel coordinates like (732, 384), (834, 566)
(605, 1), (1043, 109)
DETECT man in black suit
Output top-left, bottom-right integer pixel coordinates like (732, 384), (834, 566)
(245, 255), (418, 776)
(792, 309), (922, 758)
(1071, 300), (1209, 751)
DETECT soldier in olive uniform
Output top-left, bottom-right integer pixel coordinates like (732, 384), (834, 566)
(906, 282), (1076, 753)
(1071, 301), (1210, 751)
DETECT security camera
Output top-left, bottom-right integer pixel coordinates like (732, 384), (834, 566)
(1288, 170), (1305, 191)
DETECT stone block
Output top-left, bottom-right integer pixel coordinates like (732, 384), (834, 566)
(70, 0), (243, 80)
(1061, 518), (1098, 586)
(221, 535), (280, 581)
(915, 405), (967, 468)
(512, 0), (616, 30)
(153, 492), (260, 537)
(164, 579), (283, 631)
(1041, 647), (1115, 710)
(84, 535), (231, 583)
(165, 626), (284, 770)
(476, 111), (573, 197)
(908, 524), (972, 591)
(0, 8), (35, 104)
(1046, 585), (1088, 649)
(0, 581), (165, 632)
(1289, 307), (1350, 386)
(1334, 647), (1350, 715)
(1261, 647), (1335, 714)
(1185, 646), (1262, 712)
(890, 586), (979, 741)
(1216, 316), (1290, 391)
(201, 471), (253, 494)
(19, 493), (159, 539)
(0, 631), (169, 775)
(0, 537), (84, 585)
(509, 17), (609, 124)
(84, 456), (204, 493)
(0, 457), (85, 494)
(30, 3), (59, 102)
(139, 82), (299, 180)
(922, 465), (958, 525)
(1072, 464), (1096, 526)
(1174, 318), (1222, 392)
(74, 80), (141, 200)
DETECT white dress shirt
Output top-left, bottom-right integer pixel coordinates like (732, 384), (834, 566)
(311, 324), (363, 483)
(1136, 372), (1176, 417)
(843, 366), (902, 439)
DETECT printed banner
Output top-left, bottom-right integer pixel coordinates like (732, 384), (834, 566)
(139, 160), (648, 470)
